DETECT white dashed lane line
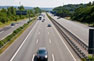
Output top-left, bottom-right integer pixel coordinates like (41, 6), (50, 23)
(36, 39), (39, 44)
(48, 32), (49, 35)
(52, 54), (55, 61)
(49, 39), (51, 44)
(32, 54), (35, 61)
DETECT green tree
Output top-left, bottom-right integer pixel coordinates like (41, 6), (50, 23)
(33, 7), (41, 14)
(53, 6), (70, 17)
(18, 5), (25, 11)
(1, 8), (7, 13)
(7, 7), (16, 15)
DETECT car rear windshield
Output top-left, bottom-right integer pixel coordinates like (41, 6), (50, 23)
(38, 50), (46, 54)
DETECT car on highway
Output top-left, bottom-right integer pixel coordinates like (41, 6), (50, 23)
(47, 24), (51, 27)
(42, 19), (45, 22)
(36, 48), (48, 61)
(11, 23), (15, 26)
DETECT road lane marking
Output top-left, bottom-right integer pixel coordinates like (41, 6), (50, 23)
(49, 39), (51, 44)
(10, 21), (38, 61)
(36, 39), (39, 44)
(52, 21), (76, 61)
(48, 32), (49, 35)
(52, 54), (55, 61)
(32, 54), (35, 61)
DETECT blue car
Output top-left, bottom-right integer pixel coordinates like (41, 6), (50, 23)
(36, 48), (48, 61)
(48, 24), (51, 27)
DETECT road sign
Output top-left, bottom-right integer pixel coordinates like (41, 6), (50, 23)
(16, 11), (27, 15)
(88, 29), (94, 54)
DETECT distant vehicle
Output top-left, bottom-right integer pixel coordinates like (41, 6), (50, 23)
(42, 19), (45, 22)
(39, 16), (42, 20)
(11, 23), (15, 26)
(36, 48), (48, 61)
(38, 15), (43, 20)
(48, 24), (51, 27)
(57, 17), (61, 19)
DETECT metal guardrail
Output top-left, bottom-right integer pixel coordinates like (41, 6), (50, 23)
(47, 14), (88, 59)
(53, 19), (88, 50)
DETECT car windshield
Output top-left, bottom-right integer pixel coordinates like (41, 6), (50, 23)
(38, 50), (46, 54)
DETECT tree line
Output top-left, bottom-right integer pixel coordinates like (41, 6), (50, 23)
(52, 1), (94, 24)
(0, 6), (41, 24)
(71, 2), (94, 24)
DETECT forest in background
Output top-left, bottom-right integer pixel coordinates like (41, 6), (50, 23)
(52, 1), (94, 24)
(0, 6), (41, 24)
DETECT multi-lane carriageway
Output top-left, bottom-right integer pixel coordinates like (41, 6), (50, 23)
(0, 13), (82, 61)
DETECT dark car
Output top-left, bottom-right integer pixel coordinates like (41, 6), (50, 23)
(39, 17), (42, 20)
(42, 19), (45, 22)
(36, 48), (48, 61)
(11, 23), (15, 26)
(48, 24), (51, 27)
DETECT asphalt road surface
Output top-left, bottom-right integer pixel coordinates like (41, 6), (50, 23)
(48, 13), (94, 45)
(0, 13), (80, 61)
(0, 19), (29, 40)
(10, 13), (79, 61)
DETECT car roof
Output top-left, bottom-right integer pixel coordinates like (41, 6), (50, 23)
(38, 47), (46, 50)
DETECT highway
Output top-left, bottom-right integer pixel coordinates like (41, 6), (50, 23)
(48, 13), (94, 45)
(0, 13), (80, 61)
(0, 19), (29, 40)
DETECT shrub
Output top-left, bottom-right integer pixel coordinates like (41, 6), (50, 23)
(0, 41), (4, 48)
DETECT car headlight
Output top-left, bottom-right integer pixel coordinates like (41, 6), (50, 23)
(45, 55), (47, 58)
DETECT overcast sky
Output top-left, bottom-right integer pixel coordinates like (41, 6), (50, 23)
(0, 0), (94, 8)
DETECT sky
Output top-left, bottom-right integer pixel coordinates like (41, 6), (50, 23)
(0, 0), (94, 8)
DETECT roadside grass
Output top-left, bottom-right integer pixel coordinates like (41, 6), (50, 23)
(0, 17), (36, 54)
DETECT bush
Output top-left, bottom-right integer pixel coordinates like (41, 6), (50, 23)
(23, 24), (28, 27)
(0, 17), (8, 23)
(0, 41), (4, 48)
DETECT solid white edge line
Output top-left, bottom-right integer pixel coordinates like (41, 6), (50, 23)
(52, 21), (77, 61)
(52, 54), (55, 61)
(32, 54), (35, 61)
(10, 21), (38, 61)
